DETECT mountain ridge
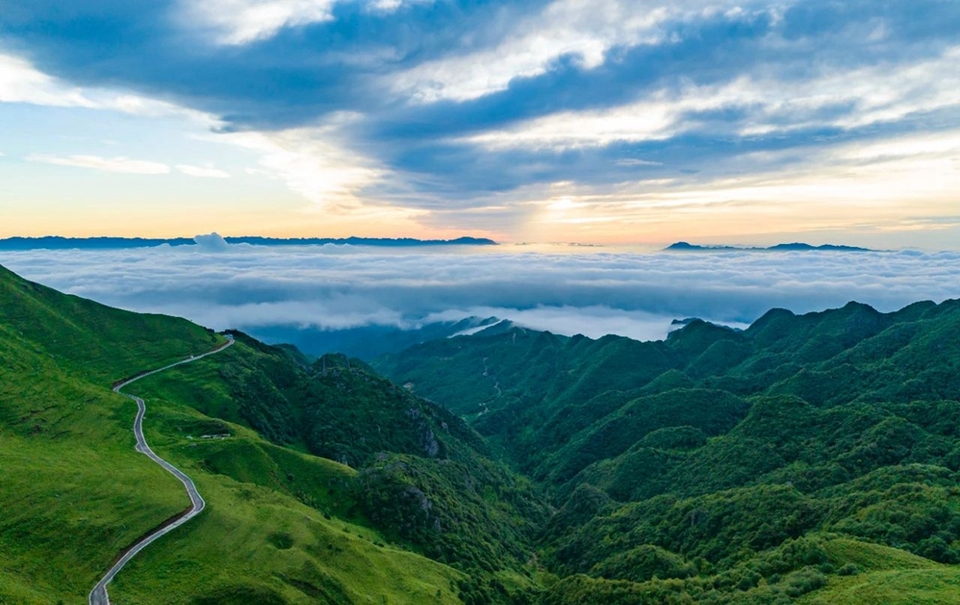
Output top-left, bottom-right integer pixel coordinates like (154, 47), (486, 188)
(5, 259), (960, 604)
(0, 235), (498, 250)
(665, 241), (873, 252)
(373, 294), (960, 603)
(0, 263), (537, 605)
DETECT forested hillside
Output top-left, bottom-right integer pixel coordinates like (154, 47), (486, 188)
(375, 299), (960, 603)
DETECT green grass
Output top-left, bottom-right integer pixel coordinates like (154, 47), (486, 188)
(0, 320), (191, 603)
(110, 466), (466, 604)
(0, 264), (473, 604)
(801, 568), (960, 604)
(8, 259), (960, 604)
(0, 265), (222, 382)
(0, 434), (188, 601)
(135, 389), (364, 523)
(96, 351), (470, 603)
(821, 537), (939, 571)
(797, 537), (960, 604)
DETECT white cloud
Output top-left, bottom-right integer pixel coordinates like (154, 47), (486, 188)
(178, 0), (338, 45)
(0, 50), (387, 212)
(2, 246), (959, 344)
(176, 0), (428, 44)
(205, 124), (383, 209)
(616, 159), (663, 167)
(0, 54), (98, 108)
(177, 164), (231, 178)
(392, 0), (761, 103)
(193, 232), (232, 251)
(463, 45), (960, 150)
(0, 53), (221, 128)
(26, 154), (170, 175)
(495, 126), (960, 248)
(427, 305), (696, 341)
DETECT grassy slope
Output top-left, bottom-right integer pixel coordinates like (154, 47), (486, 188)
(800, 539), (960, 605)
(106, 393), (465, 604)
(130, 335), (547, 592)
(0, 266), (467, 604)
(0, 267), (216, 603)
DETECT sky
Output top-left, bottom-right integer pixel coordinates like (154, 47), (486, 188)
(1, 0), (959, 247)
(3, 240), (959, 342)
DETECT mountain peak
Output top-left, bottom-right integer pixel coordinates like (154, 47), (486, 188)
(664, 241), (872, 252)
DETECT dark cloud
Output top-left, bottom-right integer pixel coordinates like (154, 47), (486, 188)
(1, 0), (958, 207)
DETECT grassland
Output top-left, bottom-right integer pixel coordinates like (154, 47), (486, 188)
(0, 265), (473, 604)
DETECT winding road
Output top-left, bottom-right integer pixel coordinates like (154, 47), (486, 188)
(89, 335), (235, 605)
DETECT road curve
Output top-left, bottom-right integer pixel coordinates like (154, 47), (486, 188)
(89, 335), (235, 605)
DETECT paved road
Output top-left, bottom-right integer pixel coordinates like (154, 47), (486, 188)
(89, 336), (235, 605)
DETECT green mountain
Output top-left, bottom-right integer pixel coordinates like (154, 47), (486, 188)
(6, 255), (960, 605)
(0, 264), (541, 604)
(374, 300), (960, 603)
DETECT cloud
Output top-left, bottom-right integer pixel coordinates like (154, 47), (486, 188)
(0, 53), (221, 126)
(2, 246), (959, 344)
(176, 164), (230, 178)
(2, 1), (960, 245)
(426, 306), (710, 342)
(0, 53), (98, 107)
(26, 154), (170, 174)
(616, 159), (663, 167)
(455, 44), (960, 151)
(203, 124), (385, 209)
(193, 232), (231, 251)
(390, 0), (675, 103)
(177, 0), (338, 45)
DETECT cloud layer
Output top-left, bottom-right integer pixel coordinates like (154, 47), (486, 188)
(2, 245), (959, 342)
(1, 1), (959, 244)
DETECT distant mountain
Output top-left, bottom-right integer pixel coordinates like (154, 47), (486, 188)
(0, 235), (497, 250)
(248, 316), (502, 361)
(665, 241), (872, 252)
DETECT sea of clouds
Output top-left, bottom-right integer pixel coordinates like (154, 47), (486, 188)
(2, 238), (959, 342)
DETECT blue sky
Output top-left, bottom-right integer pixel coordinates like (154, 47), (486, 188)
(1, 0), (959, 247)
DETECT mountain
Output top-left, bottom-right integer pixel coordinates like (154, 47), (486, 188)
(374, 299), (960, 603)
(0, 235), (497, 250)
(248, 317), (502, 361)
(0, 263), (540, 604)
(6, 256), (960, 604)
(665, 241), (872, 252)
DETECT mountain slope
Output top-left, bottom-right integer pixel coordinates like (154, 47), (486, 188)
(374, 299), (960, 603)
(0, 264), (538, 604)
(7, 256), (960, 604)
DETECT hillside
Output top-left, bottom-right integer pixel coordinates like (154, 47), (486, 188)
(6, 256), (960, 604)
(0, 264), (541, 604)
(374, 299), (960, 603)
